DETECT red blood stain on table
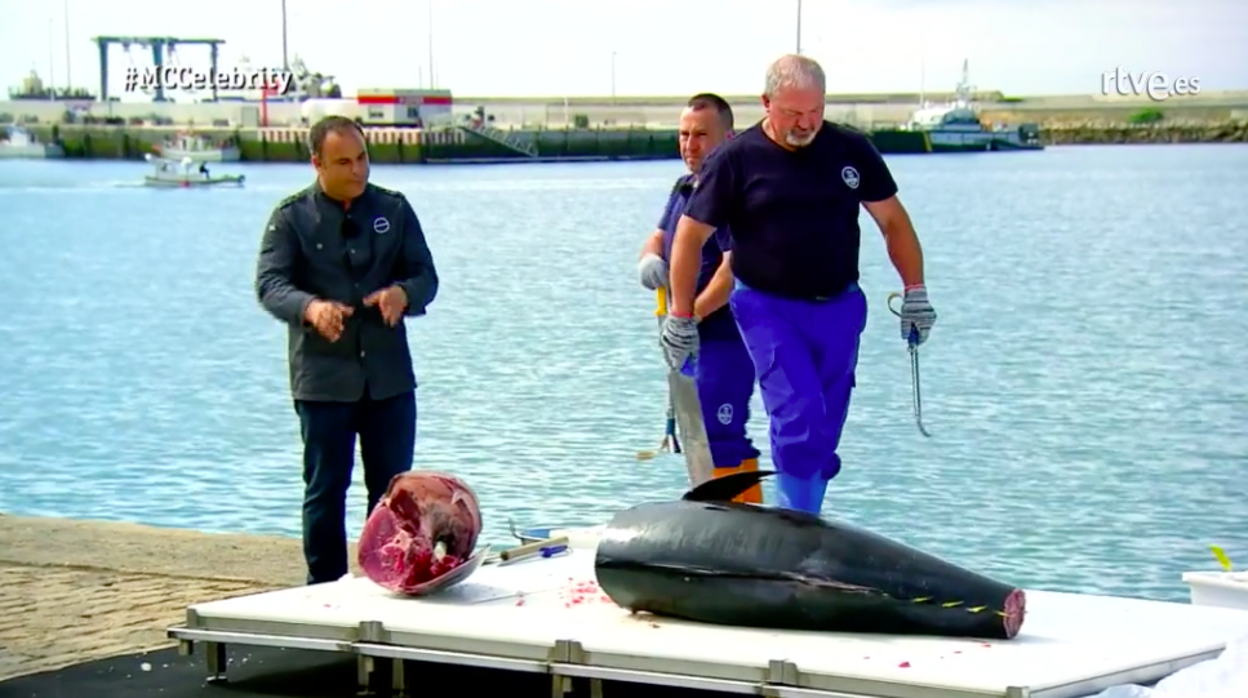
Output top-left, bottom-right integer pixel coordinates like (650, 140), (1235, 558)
(509, 578), (617, 609)
(558, 578), (614, 608)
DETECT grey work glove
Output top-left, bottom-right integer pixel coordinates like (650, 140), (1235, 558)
(659, 314), (699, 371)
(637, 253), (669, 291)
(899, 285), (937, 346)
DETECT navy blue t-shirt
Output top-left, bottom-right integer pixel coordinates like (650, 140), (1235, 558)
(683, 121), (898, 300)
(658, 174), (738, 341)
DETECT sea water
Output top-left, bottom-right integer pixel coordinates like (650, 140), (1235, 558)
(0, 144), (1245, 602)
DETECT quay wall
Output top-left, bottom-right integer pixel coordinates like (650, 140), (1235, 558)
(0, 512), (310, 681)
(26, 124), (687, 163)
(4, 90), (1248, 131)
(25, 120), (1248, 166)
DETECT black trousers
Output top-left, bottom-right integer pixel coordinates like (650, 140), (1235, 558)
(294, 389), (416, 585)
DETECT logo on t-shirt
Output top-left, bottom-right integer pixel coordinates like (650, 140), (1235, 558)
(841, 166), (860, 190)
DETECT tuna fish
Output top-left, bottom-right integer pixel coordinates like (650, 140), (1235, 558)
(594, 470), (1027, 639)
(357, 471), (485, 595)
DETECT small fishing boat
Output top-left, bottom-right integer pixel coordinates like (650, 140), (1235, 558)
(154, 131), (240, 162)
(143, 153), (245, 188)
(0, 125), (64, 159)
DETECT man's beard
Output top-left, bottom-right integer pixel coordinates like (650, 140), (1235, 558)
(785, 129), (816, 147)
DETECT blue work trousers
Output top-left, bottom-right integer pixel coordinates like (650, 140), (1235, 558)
(728, 282), (867, 515)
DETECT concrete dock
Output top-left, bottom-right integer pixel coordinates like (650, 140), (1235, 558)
(0, 512), (335, 682)
(5, 90), (1248, 130)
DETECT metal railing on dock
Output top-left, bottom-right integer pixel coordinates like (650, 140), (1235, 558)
(458, 122), (538, 157)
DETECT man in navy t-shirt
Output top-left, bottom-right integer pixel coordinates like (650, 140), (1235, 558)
(637, 93), (763, 504)
(660, 55), (938, 515)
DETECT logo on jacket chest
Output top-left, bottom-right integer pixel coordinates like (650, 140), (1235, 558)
(373, 216), (390, 234)
(840, 166), (860, 190)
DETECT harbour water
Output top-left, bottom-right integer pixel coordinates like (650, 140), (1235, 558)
(0, 145), (1245, 603)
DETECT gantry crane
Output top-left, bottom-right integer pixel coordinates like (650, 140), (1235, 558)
(91, 35), (225, 102)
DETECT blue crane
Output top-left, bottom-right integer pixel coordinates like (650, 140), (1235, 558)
(91, 35), (225, 103)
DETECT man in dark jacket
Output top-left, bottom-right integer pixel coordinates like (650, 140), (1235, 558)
(254, 115), (439, 584)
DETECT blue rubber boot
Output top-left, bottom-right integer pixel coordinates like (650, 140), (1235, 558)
(775, 471), (829, 515)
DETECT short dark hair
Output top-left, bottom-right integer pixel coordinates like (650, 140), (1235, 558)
(686, 93), (734, 131)
(308, 116), (366, 158)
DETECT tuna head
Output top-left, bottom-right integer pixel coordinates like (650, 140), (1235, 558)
(357, 471), (483, 594)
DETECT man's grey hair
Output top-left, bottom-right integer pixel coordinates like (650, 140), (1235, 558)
(764, 54), (827, 97)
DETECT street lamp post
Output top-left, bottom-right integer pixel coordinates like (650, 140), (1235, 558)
(796, 0), (803, 54)
(281, 0), (289, 70)
(48, 19), (55, 98)
(63, 0), (72, 91)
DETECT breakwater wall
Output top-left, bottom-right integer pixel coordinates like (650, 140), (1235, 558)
(28, 125), (685, 164)
(1040, 120), (1248, 145)
(6, 89), (1248, 130)
(25, 121), (1247, 165)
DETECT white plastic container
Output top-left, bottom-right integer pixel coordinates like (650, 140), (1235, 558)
(1182, 570), (1248, 610)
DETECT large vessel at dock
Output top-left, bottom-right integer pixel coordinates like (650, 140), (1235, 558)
(6, 70), (96, 102)
(897, 61), (1043, 152)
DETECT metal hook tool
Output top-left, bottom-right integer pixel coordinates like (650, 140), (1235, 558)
(887, 292), (933, 438)
(638, 288), (682, 460)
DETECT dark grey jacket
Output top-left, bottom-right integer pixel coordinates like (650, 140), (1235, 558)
(254, 182), (439, 402)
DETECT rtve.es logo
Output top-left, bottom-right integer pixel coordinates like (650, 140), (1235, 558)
(1100, 68), (1201, 102)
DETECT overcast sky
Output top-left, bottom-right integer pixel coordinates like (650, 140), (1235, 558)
(2, 0), (1245, 100)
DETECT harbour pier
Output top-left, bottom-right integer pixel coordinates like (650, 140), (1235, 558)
(4, 88), (1248, 164)
(0, 513), (306, 681)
